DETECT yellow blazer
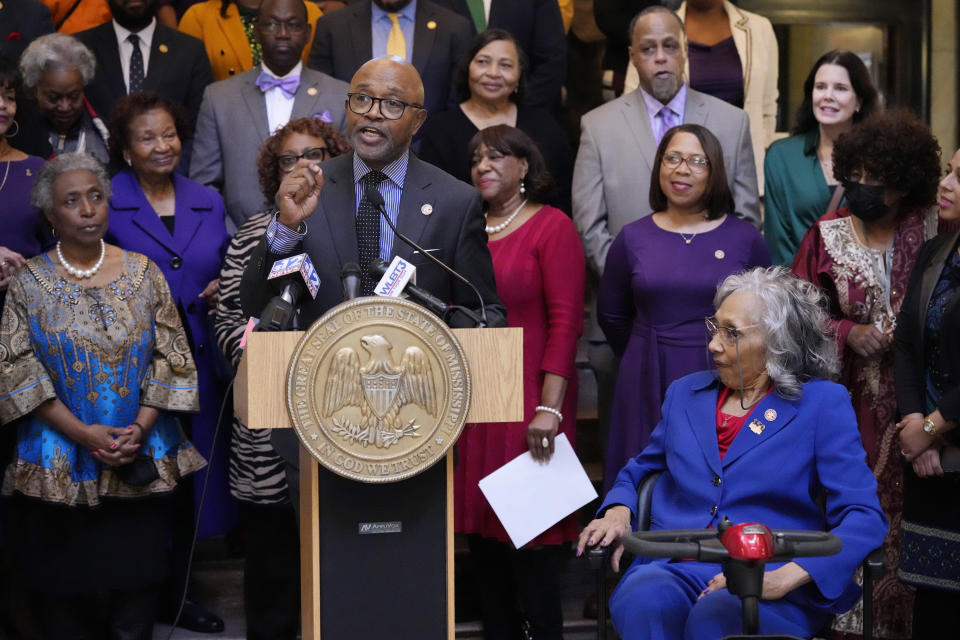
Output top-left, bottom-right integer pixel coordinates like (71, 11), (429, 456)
(179, 0), (322, 82)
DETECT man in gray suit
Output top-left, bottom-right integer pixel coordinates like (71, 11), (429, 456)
(190, 0), (349, 227)
(572, 5), (760, 460)
(573, 5), (760, 278)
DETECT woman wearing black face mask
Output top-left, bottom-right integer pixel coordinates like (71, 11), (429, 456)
(792, 109), (941, 640)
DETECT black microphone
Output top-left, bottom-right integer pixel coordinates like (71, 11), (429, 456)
(341, 262), (362, 301)
(368, 259), (448, 317)
(364, 183), (490, 327)
(255, 254), (320, 331)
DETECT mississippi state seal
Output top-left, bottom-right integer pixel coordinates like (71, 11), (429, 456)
(287, 297), (471, 483)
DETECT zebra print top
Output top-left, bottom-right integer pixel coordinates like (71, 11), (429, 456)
(214, 211), (290, 505)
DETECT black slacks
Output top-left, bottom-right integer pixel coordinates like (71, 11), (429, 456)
(240, 502), (300, 640)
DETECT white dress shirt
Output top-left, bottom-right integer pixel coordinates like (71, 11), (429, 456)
(261, 61), (302, 135)
(112, 18), (157, 92)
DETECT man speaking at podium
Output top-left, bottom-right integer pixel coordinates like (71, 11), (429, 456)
(238, 55), (505, 503)
(239, 54), (504, 328)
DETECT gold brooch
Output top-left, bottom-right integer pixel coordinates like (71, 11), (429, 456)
(748, 419), (765, 435)
(427, 20), (437, 30)
(159, 44), (169, 53)
(307, 87), (318, 96)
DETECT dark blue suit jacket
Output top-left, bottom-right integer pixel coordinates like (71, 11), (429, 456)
(601, 371), (887, 612)
(106, 169), (229, 362)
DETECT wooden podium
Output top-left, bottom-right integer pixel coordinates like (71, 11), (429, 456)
(234, 326), (522, 639)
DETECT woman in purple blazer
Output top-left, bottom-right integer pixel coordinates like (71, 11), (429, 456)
(104, 91), (231, 627)
(578, 267), (887, 640)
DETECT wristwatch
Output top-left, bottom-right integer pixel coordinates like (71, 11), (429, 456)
(922, 416), (938, 436)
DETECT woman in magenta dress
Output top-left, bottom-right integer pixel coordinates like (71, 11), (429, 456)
(792, 110), (941, 640)
(599, 124), (770, 491)
(455, 125), (584, 640)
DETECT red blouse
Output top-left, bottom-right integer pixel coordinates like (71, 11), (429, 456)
(716, 386), (773, 459)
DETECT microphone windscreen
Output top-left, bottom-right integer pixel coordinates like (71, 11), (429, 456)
(342, 262), (362, 278)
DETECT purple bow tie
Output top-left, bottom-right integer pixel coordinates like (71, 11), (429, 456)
(255, 71), (300, 99)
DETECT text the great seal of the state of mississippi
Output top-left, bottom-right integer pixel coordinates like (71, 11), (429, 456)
(287, 297), (471, 483)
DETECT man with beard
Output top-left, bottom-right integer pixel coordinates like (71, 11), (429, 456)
(190, 0), (348, 227)
(570, 5), (759, 498)
(307, 0), (472, 115)
(75, 0), (212, 169)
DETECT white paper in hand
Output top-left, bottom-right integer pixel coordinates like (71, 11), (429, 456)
(478, 434), (597, 548)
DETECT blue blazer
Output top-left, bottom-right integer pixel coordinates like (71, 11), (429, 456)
(601, 371), (887, 612)
(106, 169), (230, 365)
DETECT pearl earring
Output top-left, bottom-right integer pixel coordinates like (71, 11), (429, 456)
(519, 179), (526, 195)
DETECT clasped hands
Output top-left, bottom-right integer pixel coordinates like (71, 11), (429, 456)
(276, 163), (324, 231)
(896, 412), (949, 477)
(86, 423), (144, 467)
(575, 505), (810, 600)
(847, 323), (892, 360)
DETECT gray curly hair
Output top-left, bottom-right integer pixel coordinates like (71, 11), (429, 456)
(714, 266), (839, 399)
(31, 153), (112, 213)
(19, 33), (96, 91)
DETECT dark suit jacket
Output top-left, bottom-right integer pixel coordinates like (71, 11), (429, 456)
(432, 0), (566, 109)
(239, 150), (505, 480)
(74, 21), (214, 131)
(239, 151), (505, 329)
(0, 0), (54, 61)
(894, 230), (960, 424)
(306, 0), (473, 115)
(602, 371), (887, 613)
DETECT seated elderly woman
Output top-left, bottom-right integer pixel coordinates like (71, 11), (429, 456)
(577, 267), (887, 640)
(16, 34), (109, 164)
(0, 153), (206, 639)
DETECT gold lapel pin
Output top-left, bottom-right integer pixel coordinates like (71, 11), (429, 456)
(764, 409), (777, 422)
(427, 20), (437, 30)
(159, 44), (169, 53)
(714, 249), (725, 260)
(307, 87), (318, 96)
(748, 419), (765, 435)
(421, 203), (434, 216)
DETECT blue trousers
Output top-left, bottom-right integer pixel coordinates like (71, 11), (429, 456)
(609, 560), (831, 640)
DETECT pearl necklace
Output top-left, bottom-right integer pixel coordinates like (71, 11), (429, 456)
(56, 239), (105, 279)
(485, 198), (528, 234)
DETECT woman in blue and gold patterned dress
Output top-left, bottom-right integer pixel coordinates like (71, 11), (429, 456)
(0, 152), (206, 640)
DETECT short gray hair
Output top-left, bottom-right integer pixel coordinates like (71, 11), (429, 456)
(628, 5), (686, 43)
(714, 267), (839, 399)
(19, 33), (96, 91)
(31, 153), (112, 213)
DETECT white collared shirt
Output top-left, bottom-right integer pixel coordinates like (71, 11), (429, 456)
(261, 61), (302, 135)
(112, 18), (157, 92)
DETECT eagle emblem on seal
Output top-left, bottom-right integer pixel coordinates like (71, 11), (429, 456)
(323, 334), (437, 448)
